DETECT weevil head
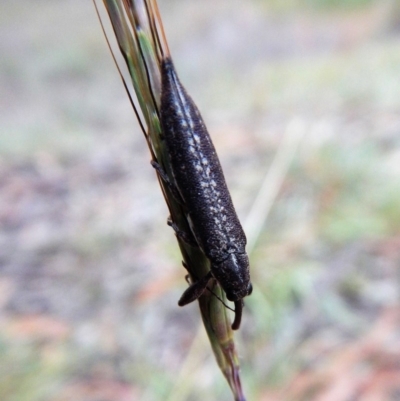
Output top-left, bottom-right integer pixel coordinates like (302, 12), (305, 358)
(212, 253), (252, 302)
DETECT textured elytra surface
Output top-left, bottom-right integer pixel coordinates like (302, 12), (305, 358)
(160, 58), (250, 300)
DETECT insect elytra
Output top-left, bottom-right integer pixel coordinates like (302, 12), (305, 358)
(158, 57), (252, 329)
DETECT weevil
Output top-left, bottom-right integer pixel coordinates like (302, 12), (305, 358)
(154, 58), (252, 330)
(93, 0), (252, 329)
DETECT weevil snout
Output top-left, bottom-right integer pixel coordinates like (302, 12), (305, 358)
(212, 253), (251, 330)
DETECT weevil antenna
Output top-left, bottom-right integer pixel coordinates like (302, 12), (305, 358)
(206, 285), (235, 313)
(183, 263), (236, 314)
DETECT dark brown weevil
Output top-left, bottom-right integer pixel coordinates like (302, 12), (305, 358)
(154, 58), (252, 330)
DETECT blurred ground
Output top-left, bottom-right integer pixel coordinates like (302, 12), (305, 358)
(1, 0), (400, 400)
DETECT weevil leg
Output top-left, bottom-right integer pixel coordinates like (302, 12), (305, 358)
(178, 271), (213, 306)
(231, 300), (243, 330)
(181, 261), (196, 286)
(150, 160), (183, 203)
(167, 217), (198, 247)
(150, 160), (169, 182)
(181, 262), (194, 284)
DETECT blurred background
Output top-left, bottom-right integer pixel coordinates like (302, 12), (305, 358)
(1, 0), (400, 400)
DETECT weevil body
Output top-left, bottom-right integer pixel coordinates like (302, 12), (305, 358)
(158, 58), (252, 329)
